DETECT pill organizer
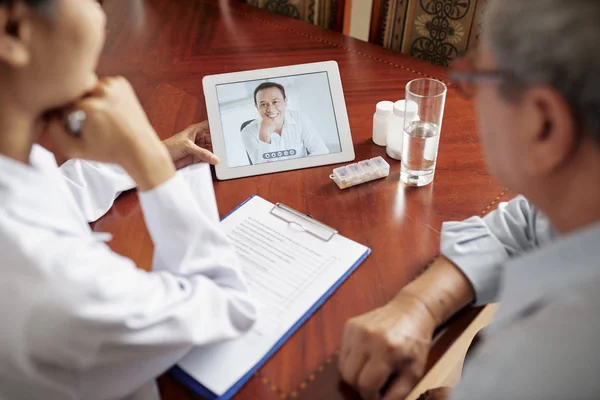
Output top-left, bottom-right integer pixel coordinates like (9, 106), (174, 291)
(330, 156), (390, 189)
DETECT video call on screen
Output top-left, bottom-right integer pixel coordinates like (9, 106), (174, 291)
(216, 72), (342, 168)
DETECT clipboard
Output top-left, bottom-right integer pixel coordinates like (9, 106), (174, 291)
(270, 203), (338, 242)
(222, 195), (338, 241)
(171, 195), (371, 400)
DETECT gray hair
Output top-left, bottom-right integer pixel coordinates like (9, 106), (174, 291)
(485, 0), (600, 145)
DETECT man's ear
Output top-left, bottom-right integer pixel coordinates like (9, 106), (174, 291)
(0, 3), (31, 68)
(519, 85), (578, 176)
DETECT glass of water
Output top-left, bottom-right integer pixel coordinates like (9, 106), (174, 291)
(400, 78), (447, 186)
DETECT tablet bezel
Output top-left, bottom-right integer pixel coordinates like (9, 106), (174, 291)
(203, 61), (355, 180)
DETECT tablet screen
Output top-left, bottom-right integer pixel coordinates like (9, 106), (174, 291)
(215, 72), (342, 168)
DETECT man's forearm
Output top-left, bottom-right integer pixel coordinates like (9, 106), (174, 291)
(395, 256), (475, 327)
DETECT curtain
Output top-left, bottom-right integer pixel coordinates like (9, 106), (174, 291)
(246, 0), (489, 66)
(378, 0), (487, 66)
(246, 0), (344, 31)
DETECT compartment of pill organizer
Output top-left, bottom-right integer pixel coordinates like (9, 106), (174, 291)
(332, 157), (390, 189)
(332, 164), (364, 189)
(370, 156), (390, 178)
(358, 159), (378, 181)
(332, 166), (353, 189)
(346, 163), (365, 186)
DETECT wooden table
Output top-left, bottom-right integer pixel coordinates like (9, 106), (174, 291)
(95, 1), (508, 399)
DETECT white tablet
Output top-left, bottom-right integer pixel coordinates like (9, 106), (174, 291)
(203, 61), (355, 180)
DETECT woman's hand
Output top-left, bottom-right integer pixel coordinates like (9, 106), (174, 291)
(163, 122), (219, 169)
(46, 77), (175, 191)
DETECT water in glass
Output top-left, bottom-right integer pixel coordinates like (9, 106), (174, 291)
(400, 121), (440, 186)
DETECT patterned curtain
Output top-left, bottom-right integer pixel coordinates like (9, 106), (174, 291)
(380, 0), (488, 66)
(246, 0), (342, 31)
(246, 0), (489, 66)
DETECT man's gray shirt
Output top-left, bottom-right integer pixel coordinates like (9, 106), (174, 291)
(440, 195), (600, 399)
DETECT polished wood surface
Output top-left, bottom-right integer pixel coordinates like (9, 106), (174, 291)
(96, 1), (508, 399)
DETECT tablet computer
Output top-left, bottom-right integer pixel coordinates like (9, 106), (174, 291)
(203, 61), (355, 180)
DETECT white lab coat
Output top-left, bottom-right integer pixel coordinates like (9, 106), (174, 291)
(0, 145), (257, 400)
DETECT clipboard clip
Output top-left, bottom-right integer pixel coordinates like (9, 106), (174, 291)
(270, 203), (338, 242)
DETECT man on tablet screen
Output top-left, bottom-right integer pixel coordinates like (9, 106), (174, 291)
(241, 82), (330, 165)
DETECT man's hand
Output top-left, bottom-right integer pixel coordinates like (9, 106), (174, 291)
(258, 116), (276, 143)
(163, 121), (219, 169)
(417, 387), (452, 400)
(339, 293), (437, 400)
(339, 257), (476, 400)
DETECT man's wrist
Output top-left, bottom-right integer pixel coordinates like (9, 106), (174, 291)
(391, 290), (442, 328)
(259, 131), (272, 144)
(396, 256), (476, 327)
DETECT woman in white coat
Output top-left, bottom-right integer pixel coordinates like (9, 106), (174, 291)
(0, 0), (257, 399)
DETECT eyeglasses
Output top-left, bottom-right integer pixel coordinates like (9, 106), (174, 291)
(449, 51), (521, 98)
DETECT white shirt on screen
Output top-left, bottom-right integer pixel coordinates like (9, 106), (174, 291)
(0, 145), (257, 400)
(241, 109), (330, 165)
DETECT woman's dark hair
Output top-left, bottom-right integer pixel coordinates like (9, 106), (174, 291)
(253, 82), (287, 105)
(0, 0), (50, 6)
(1, 0), (51, 36)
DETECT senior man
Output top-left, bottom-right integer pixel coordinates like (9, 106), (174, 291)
(339, 1), (600, 399)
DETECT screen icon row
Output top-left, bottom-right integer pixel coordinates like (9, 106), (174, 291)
(263, 149), (297, 159)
